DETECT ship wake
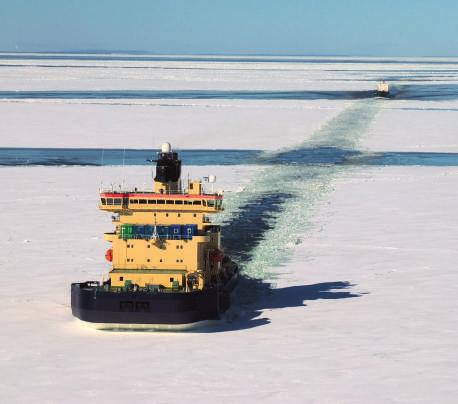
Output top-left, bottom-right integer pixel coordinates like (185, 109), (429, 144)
(219, 100), (381, 280)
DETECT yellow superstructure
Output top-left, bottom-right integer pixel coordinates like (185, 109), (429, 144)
(99, 143), (225, 292)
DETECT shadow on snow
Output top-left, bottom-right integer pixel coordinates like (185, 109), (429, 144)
(195, 278), (362, 333)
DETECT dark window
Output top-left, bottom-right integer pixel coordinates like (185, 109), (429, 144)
(193, 214), (197, 217)
(139, 199), (147, 204)
(120, 276), (124, 281)
(166, 213), (169, 217)
(207, 200), (215, 207)
(170, 277), (174, 282)
(148, 200), (156, 204)
(107, 198), (113, 205)
(175, 200), (183, 205)
(113, 198), (122, 205)
(147, 245), (150, 248)
(101, 198), (106, 204)
(202, 200), (207, 206)
(157, 200), (165, 205)
(136, 302), (150, 312)
(193, 200), (201, 205)
(166, 200), (174, 205)
(130, 199), (138, 204)
(120, 301), (134, 312)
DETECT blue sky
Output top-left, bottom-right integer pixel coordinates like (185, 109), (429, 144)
(0, 0), (457, 56)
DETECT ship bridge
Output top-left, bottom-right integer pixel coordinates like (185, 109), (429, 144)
(99, 190), (223, 213)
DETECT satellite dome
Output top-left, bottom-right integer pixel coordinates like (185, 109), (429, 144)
(161, 142), (172, 153)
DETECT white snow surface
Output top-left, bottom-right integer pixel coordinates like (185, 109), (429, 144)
(1, 55), (458, 403)
(1, 165), (457, 403)
(0, 99), (344, 150)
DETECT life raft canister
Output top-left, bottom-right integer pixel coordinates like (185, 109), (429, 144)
(105, 248), (113, 262)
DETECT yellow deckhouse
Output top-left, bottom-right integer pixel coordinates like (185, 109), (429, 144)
(100, 143), (227, 291)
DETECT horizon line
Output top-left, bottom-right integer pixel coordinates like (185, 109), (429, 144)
(0, 50), (457, 58)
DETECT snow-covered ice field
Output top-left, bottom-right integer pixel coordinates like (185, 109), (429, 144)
(1, 54), (458, 403)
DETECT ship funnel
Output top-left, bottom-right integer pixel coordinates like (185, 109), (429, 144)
(154, 143), (181, 192)
(161, 142), (172, 153)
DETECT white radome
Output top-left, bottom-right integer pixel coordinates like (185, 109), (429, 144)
(161, 142), (172, 153)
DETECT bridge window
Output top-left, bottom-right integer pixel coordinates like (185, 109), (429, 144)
(175, 200), (183, 205)
(157, 200), (165, 205)
(207, 200), (215, 207)
(166, 200), (174, 205)
(130, 199), (138, 204)
(113, 198), (122, 205)
(101, 198), (106, 204)
(193, 200), (202, 205)
(139, 199), (147, 204)
(202, 200), (207, 206)
(148, 200), (156, 204)
(107, 198), (113, 205)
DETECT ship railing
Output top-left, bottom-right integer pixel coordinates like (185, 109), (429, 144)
(99, 188), (221, 196)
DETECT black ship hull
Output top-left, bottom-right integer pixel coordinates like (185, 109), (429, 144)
(375, 90), (390, 98)
(71, 273), (238, 328)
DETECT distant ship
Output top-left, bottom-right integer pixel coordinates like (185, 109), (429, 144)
(71, 143), (239, 329)
(375, 81), (390, 97)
